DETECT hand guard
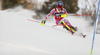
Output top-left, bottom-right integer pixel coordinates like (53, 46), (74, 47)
(61, 14), (68, 17)
(41, 19), (46, 25)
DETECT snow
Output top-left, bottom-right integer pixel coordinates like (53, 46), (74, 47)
(0, 6), (100, 55)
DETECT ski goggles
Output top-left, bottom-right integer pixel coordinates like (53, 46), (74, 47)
(57, 5), (62, 8)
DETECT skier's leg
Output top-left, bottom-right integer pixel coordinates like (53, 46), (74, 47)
(61, 21), (75, 35)
(70, 26), (77, 32)
(59, 18), (72, 30)
(64, 19), (77, 32)
(61, 22), (70, 31)
(59, 18), (75, 35)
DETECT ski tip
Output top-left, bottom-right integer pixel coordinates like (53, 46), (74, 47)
(81, 33), (86, 38)
(83, 35), (86, 38)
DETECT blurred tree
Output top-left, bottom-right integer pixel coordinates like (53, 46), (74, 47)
(2, 0), (19, 9)
(38, 0), (79, 14)
(81, 0), (98, 25)
(2, 0), (37, 10)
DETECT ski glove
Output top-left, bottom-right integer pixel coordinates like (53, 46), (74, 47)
(61, 14), (68, 17)
(41, 19), (46, 25)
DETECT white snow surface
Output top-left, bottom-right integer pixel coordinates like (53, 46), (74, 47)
(0, 7), (100, 55)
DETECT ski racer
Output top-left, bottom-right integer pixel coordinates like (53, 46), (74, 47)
(41, 1), (77, 35)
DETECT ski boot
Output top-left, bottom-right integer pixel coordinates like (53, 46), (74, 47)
(70, 29), (75, 35)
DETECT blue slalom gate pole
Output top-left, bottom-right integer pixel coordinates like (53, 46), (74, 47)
(91, 0), (100, 55)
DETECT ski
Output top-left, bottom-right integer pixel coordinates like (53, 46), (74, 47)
(28, 19), (86, 38)
(53, 24), (86, 38)
(52, 24), (64, 27)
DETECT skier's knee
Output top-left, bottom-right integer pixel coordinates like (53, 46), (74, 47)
(71, 26), (77, 31)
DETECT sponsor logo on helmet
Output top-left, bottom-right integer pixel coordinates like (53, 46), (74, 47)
(59, 3), (62, 6)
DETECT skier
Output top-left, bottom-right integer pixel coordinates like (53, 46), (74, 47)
(41, 1), (77, 35)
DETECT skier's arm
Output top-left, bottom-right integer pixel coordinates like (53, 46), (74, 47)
(41, 9), (55, 25)
(64, 8), (68, 16)
(45, 9), (55, 20)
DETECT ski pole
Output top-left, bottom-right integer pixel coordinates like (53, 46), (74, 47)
(69, 14), (92, 16)
(27, 19), (40, 23)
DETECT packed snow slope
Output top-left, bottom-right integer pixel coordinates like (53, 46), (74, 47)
(0, 7), (100, 55)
